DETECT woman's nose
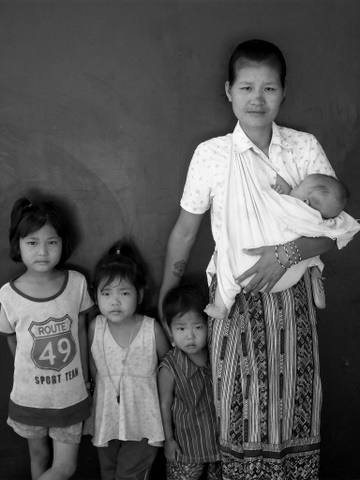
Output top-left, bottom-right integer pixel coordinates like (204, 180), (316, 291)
(251, 89), (265, 104)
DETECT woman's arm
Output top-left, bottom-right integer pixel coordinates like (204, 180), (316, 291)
(158, 208), (204, 319)
(154, 321), (171, 361)
(236, 236), (335, 295)
(158, 366), (182, 462)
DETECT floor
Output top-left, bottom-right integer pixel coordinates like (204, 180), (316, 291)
(0, 436), (357, 480)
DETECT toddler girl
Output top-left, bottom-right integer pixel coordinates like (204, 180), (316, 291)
(0, 197), (94, 480)
(158, 284), (221, 480)
(87, 241), (169, 480)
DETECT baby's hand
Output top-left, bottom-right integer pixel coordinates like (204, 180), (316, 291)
(164, 438), (182, 462)
(271, 184), (284, 194)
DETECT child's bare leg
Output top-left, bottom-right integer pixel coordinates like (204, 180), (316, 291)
(204, 287), (228, 319)
(28, 437), (51, 480)
(37, 441), (79, 480)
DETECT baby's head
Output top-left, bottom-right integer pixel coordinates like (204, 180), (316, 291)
(162, 285), (208, 354)
(290, 174), (348, 219)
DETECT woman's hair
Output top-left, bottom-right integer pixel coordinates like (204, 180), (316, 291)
(93, 240), (147, 309)
(162, 284), (208, 328)
(228, 39), (287, 88)
(9, 197), (73, 263)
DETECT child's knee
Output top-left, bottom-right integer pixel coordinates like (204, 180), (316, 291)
(51, 460), (77, 480)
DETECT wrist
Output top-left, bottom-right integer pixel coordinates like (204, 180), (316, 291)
(274, 242), (302, 269)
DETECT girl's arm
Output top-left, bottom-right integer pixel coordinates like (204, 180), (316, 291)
(7, 334), (17, 358)
(78, 312), (89, 384)
(158, 208), (204, 320)
(236, 236), (335, 295)
(158, 366), (182, 462)
(87, 319), (97, 383)
(154, 321), (170, 361)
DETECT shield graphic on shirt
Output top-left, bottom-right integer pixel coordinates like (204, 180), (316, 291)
(29, 315), (77, 371)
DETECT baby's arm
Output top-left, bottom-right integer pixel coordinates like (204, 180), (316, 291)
(272, 174), (292, 195)
(154, 321), (171, 361)
(158, 366), (182, 462)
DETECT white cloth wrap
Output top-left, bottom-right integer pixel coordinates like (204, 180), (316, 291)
(210, 136), (360, 311)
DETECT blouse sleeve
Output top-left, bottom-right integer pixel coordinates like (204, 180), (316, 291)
(302, 134), (336, 177)
(180, 143), (214, 214)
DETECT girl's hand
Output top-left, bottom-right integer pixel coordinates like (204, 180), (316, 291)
(235, 246), (286, 295)
(164, 438), (182, 462)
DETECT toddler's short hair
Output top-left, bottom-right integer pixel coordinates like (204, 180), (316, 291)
(162, 284), (208, 328)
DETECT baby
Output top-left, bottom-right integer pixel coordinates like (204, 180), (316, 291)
(205, 173), (348, 320)
(274, 173), (348, 219)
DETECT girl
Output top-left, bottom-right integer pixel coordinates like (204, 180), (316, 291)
(87, 241), (169, 480)
(0, 197), (94, 480)
(159, 284), (221, 480)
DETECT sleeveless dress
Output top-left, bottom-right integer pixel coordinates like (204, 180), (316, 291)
(89, 315), (164, 447)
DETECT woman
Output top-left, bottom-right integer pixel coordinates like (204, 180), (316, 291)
(158, 40), (357, 479)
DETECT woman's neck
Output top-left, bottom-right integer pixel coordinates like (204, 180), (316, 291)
(242, 124), (272, 157)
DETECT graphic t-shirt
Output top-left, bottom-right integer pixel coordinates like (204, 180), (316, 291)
(0, 270), (94, 427)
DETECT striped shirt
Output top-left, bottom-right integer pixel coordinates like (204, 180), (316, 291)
(160, 347), (220, 464)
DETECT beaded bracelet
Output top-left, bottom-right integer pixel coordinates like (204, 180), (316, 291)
(288, 241), (302, 264)
(274, 245), (289, 269)
(283, 243), (293, 266)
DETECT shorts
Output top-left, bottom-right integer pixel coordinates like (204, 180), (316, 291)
(7, 418), (83, 445)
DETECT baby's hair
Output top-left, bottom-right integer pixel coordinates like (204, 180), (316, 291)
(308, 174), (349, 218)
(9, 197), (73, 263)
(162, 284), (208, 328)
(93, 240), (147, 309)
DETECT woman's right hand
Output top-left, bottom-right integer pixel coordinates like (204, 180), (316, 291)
(235, 245), (287, 295)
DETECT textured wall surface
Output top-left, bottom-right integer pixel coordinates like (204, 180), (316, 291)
(0, 1), (359, 478)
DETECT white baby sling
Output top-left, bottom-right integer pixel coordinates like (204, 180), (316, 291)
(210, 131), (360, 311)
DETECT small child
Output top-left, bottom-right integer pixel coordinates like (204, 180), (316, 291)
(158, 285), (221, 480)
(205, 173), (349, 320)
(87, 241), (169, 480)
(0, 197), (93, 480)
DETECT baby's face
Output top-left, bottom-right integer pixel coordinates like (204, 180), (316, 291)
(290, 176), (340, 219)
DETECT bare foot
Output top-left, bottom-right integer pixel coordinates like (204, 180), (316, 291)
(204, 303), (227, 320)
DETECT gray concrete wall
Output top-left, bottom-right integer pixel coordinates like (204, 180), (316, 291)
(0, 1), (359, 478)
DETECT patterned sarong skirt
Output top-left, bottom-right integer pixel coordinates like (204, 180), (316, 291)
(209, 271), (321, 480)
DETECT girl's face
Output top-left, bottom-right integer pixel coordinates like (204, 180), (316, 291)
(170, 310), (207, 357)
(97, 276), (142, 324)
(225, 60), (285, 138)
(19, 223), (62, 274)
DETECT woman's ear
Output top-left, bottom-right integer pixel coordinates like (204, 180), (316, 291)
(303, 198), (310, 206)
(225, 81), (232, 102)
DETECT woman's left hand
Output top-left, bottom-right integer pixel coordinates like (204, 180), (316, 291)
(235, 246), (286, 295)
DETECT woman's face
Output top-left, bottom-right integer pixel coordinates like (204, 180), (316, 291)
(225, 60), (285, 137)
